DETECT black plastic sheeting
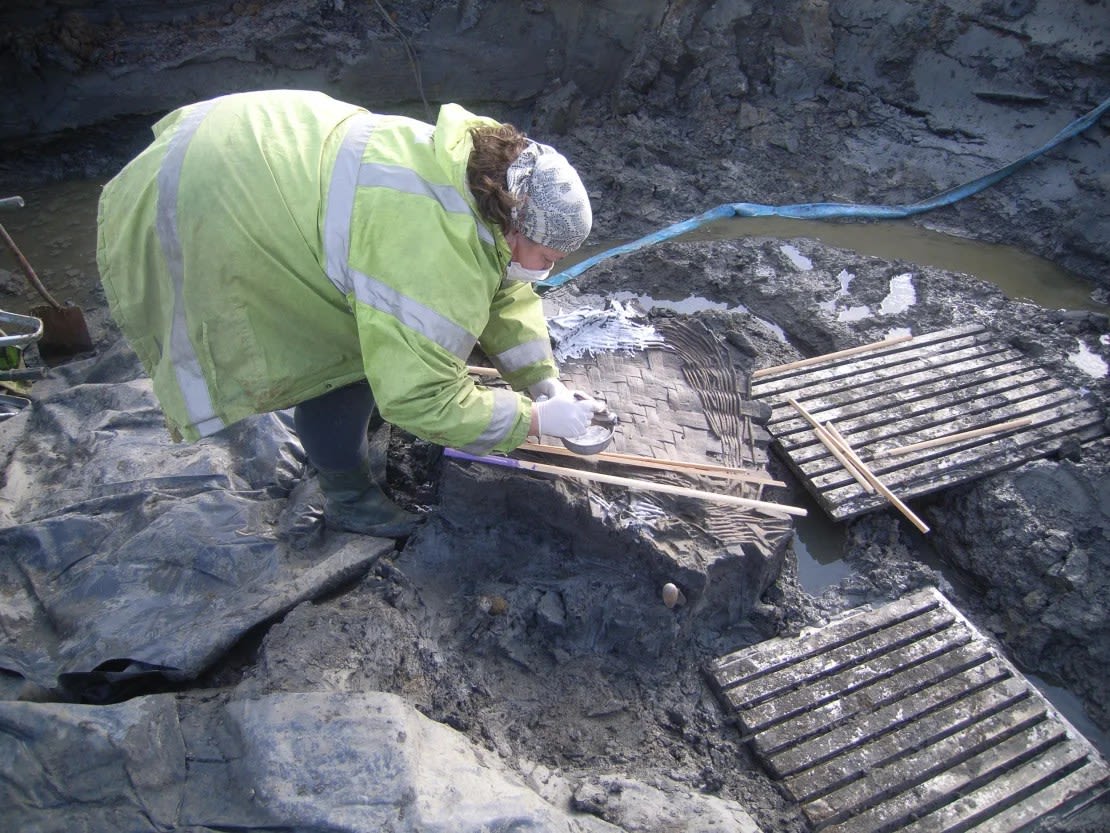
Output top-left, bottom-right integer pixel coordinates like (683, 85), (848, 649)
(0, 340), (392, 698)
(0, 691), (615, 832)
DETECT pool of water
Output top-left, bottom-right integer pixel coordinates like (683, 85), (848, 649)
(789, 492), (853, 595)
(686, 216), (1108, 313)
(564, 216), (1107, 314)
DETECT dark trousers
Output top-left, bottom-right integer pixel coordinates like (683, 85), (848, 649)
(293, 381), (375, 473)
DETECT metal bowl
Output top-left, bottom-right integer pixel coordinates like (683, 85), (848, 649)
(562, 422), (616, 455)
(561, 404), (619, 455)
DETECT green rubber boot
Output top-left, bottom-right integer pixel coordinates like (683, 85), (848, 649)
(317, 466), (421, 538)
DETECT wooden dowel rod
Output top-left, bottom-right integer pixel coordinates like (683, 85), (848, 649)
(601, 452), (785, 485)
(787, 398), (929, 533)
(752, 334), (913, 379)
(475, 366), (782, 485)
(829, 422), (930, 533)
(467, 365), (501, 377)
(524, 441), (786, 485)
(822, 418), (929, 533)
(444, 449), (807, 518)
(786, 398), (874, 495)
(871, 417), (1035, 458)
(851, 462), (930, 533)
(822, 420), (876, 494)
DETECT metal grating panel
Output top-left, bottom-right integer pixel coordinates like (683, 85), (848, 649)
(750, 325), (1107, 521)
(707, 587), (1110, 832)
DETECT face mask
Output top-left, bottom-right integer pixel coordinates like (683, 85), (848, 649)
(505, 261), (552, 283)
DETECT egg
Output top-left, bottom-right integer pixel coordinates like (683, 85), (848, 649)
(662, 582), (686, 609)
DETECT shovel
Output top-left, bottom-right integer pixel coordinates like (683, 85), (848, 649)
(0, 196), (93, 360)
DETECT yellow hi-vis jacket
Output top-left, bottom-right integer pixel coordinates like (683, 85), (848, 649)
(96, 90), (557, 454)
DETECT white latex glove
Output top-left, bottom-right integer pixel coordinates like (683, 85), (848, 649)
(528, 377), (569, 401)
(533, 390), (602, 438)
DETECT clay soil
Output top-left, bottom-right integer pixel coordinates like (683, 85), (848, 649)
(1, 2), (1109, 831)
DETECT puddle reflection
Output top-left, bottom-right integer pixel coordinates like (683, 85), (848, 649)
(790, 493), (851, 595)
(689, 216), (1108, 313)
(564, 216), (1106, 313)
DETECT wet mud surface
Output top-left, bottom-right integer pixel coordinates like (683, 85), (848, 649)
(2, 1), (1109, 830)
(222, 232), (1110, 828)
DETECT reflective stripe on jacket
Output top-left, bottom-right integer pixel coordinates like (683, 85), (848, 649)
(97, 90), (556, 453)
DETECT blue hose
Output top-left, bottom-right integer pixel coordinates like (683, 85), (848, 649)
(539, 95), (1110, 289)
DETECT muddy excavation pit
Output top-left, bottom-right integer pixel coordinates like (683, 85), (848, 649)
(1, 1), (1109, 831)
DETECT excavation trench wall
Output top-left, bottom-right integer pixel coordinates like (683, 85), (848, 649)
(1, 4), (1109, 830)
(1, 0), (1108, 284)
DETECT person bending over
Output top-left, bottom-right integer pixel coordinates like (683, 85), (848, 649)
(97, 89), (600, 537)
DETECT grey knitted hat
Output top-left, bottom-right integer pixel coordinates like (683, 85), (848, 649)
(506, 141), (592, 252)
